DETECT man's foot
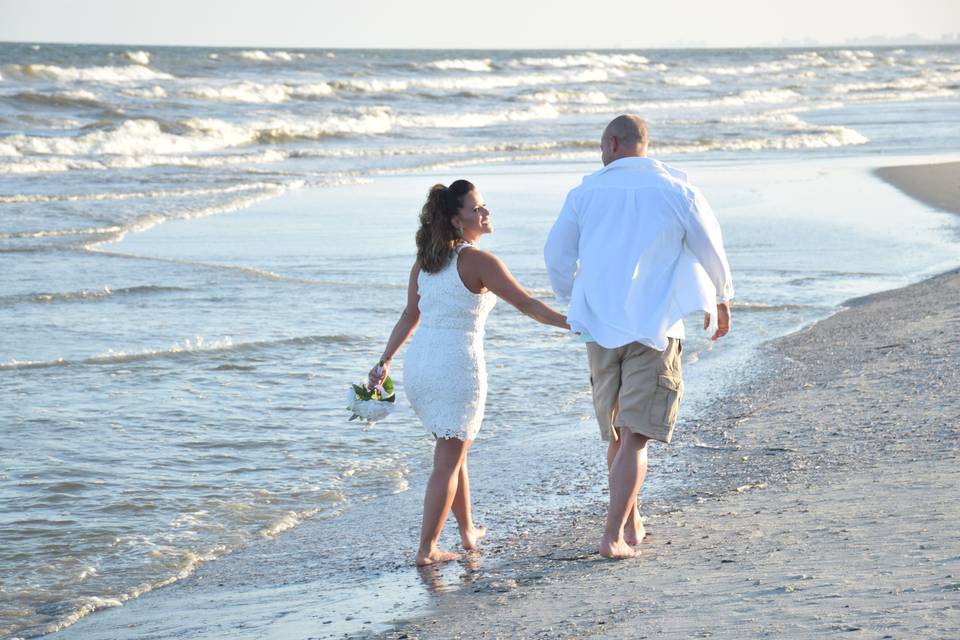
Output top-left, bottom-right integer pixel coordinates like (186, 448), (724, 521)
(599, 536), (641, 560)
(415, 548), (461, 566)
(625, 519), (647, 546)
(460, 525), (487, 550)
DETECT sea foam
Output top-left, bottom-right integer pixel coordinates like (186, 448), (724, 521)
(0, 63), (173, 83)
(426, 57), (495, 72)
(121, 51), (151, 65)
(239, 50), (305, 62)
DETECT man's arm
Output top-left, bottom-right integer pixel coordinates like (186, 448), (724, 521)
(543, 191), (580, 302)
(679, 187), (735, 303)
(679, 187), (734, 340)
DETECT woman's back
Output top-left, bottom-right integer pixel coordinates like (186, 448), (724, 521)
(415, 244), (496, 335)
(404, 244), (496, 441)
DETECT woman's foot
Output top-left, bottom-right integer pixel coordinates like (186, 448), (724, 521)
(460, 525), (487, 550)
(415, 547), (461, 566)
(599, 535), (641, 560)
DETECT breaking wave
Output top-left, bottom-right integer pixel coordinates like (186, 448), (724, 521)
(238, 50), (306, 62)
(0, 285), (188, 307)
(122, 50), (151, 65)
(426, 57), (495, 72)
(183, 81), (333, 103)
(0, 333), (356, 370)
(506, 52), (649, 69)
(0, 63), (173, 83)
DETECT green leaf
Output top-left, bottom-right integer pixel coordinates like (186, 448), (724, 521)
(352, 383), (373, 400)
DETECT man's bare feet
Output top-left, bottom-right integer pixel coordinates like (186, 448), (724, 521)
(415, 548), (461, 566)
(460, 525), (487, 550)
(599, 536), (641, 559)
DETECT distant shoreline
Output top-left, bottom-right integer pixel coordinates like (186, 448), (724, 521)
(1, 40), (959, 51)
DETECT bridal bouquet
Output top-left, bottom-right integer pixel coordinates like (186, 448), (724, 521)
(346, 375), (396, 425)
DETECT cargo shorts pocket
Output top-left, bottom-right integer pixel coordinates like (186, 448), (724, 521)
(651, 374), (683, 429)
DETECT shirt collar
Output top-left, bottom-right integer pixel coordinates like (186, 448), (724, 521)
(594, 155), (662, 177)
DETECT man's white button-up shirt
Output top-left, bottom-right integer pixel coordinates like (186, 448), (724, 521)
(544, 156), (734, 351)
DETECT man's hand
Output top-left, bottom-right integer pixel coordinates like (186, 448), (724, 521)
(703, 302), (731, 341)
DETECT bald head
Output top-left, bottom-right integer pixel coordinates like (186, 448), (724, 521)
(601, 115), (648, 165)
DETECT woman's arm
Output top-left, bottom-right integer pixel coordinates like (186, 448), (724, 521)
(469, 250), (569, 330)
(369, 262), (421, 386)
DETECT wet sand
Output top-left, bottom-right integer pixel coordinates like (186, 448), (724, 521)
(375, 162), (960, 639)
(53, 160), (960, 640)
(875, 161), (960, 215)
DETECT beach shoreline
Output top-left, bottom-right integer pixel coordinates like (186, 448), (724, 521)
(366, 161), (960, 638)
(42, 158), (960, 640)
(875, 161), (960, 215)
(5, 40), (960, 640)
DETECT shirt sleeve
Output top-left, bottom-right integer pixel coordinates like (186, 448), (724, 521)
(679, 187), (735, 302)
(543, 190), (581, 303)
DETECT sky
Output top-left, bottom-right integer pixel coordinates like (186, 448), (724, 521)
(0, 0), (958, 49)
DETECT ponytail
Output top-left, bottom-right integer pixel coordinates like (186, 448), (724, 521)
(415, 179), (474, 273)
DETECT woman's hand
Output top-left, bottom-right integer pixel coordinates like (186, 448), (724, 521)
(368, 360), (389, 388)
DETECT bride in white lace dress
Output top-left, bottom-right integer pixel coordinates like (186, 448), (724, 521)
(369, 180), (569, 566)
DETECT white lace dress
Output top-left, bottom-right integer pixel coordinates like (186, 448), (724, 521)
(403, 244), (497, 440)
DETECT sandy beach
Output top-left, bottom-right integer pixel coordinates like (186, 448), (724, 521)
(48, 158), (960, 640)
(371, 163), (960, 639)
(875, 162), (960, 216)
(4, 38), (960, 640)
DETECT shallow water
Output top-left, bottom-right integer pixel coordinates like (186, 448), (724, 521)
(2, 43), (960, 638)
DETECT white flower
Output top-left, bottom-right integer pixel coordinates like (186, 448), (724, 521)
(346, 382), (396, 426)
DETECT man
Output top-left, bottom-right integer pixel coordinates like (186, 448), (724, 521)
(544, 114), (734, 559)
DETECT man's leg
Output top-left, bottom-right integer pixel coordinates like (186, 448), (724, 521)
(607, 435), (646, 545)
(600, 428), (649, 559)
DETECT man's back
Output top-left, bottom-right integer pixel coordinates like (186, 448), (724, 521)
(545, 113), (734, 559)
(545, 156), (733, 350)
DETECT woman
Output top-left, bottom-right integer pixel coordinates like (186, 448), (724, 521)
(369, 179), (569, 566)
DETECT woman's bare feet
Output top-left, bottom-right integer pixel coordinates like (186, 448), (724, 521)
(599, 535), (641, 559)
(415, 547), (461, 566)
(460, 525), (487, 551)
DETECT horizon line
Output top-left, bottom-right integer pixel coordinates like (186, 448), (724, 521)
(1, 37), (959, 52)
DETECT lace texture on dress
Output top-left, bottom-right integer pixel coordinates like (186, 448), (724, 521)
(402, 244), (496, 440)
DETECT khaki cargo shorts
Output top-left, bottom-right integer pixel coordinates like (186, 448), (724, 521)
(586, 338), (683, 444)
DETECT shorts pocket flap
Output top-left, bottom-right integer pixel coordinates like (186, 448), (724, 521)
(657, 374), (681, 392)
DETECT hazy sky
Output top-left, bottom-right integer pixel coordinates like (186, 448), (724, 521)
(1, 0), (958, 49)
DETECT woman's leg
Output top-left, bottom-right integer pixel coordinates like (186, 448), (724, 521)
(416, 437), (470, 566)
(451, 444), (486, 550)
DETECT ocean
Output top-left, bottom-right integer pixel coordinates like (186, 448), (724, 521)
(1, 43), (959, 638)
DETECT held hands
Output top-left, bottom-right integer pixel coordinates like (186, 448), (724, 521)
(703, 302), (731, 341)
